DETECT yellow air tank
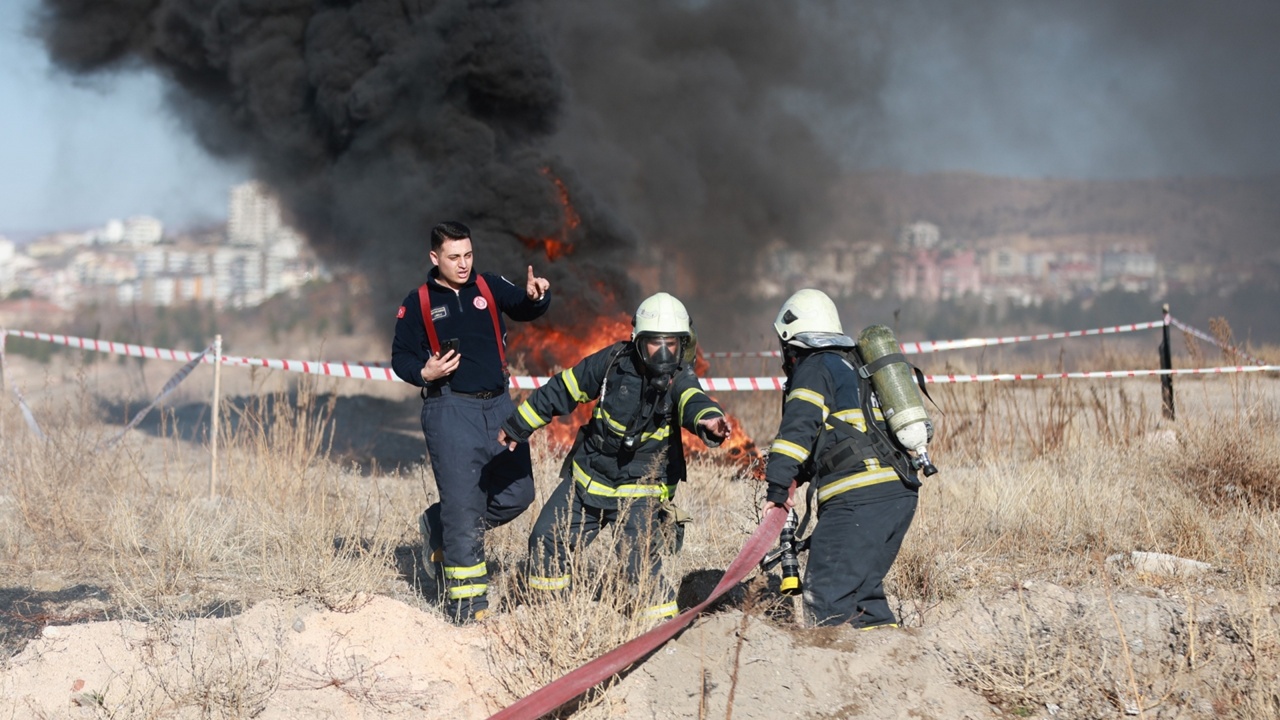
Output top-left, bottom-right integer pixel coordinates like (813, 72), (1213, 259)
(856, 324), (937, 476)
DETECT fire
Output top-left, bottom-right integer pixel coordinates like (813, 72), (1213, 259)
(510, 317), (765, 480)
(507, 167), (763, 478)
(517, 167), (581, 261)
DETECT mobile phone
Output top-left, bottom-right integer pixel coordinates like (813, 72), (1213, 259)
(439, 338), (460, 356)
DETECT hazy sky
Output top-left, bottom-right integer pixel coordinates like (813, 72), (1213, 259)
(0, 0), (248, 237)
(3, 0), (1278, 238)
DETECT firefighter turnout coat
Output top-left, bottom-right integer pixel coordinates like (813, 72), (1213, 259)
(501, 341), (726, 508)
(764, 350), (919, 508)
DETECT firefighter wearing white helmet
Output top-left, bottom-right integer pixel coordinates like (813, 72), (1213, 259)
(498, 292), (730, 623)
(632, 291), (697, 389)
(764, 288), (920, 628)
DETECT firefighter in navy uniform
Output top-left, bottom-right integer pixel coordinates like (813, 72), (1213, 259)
(391, 221), (551, 624)
(762, 289), (920, 628)
(497, 292), (731, 622)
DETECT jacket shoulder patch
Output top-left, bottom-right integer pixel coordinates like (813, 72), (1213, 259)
(396, 306), (406, 319)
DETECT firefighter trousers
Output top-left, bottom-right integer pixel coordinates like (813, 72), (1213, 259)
(422, 389), (535, 621)
(526, 476), (677, 620)
(804, 492), (917, 628)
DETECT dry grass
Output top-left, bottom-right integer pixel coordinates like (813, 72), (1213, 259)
(2, 328), (1279, 718)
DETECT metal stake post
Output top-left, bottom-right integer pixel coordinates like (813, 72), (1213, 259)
(210, 334), (222, 499)
(1159, 304), (1175, 420)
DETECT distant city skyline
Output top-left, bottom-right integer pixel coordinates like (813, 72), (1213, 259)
(4, 0), (1279, 239)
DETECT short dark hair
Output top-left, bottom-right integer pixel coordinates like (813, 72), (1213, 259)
(431, 221), (471, 250)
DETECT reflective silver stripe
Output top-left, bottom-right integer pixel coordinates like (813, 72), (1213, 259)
(444, 561), (487, 580)
(769, 438), (810, 462)
(528, 575), (571, 591)
(448, 583), (488, 599)
(518, 401), (548, 429)
(786, 388), (828, 416)
(815, 468), (901, 503)
(832, 408), (868, 430)
(562, 368), (589, 403)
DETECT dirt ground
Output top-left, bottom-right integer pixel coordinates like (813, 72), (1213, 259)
(0, 577), (1268, 719)
(1, 350), (1276, 719)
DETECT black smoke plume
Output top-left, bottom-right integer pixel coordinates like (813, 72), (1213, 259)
(35, 0), (877, 341)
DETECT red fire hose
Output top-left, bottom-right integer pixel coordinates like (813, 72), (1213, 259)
(485, 500), (790, 720)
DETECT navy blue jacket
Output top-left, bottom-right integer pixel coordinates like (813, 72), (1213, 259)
(391, 268), (551, 394)
(764, 351), (918, 506)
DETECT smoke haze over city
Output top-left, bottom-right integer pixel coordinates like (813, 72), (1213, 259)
(7, 0), (1280, 333)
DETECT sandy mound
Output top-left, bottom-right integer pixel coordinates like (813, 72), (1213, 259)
(4, 578), (1257, 719)
(1, 595), (505, 719)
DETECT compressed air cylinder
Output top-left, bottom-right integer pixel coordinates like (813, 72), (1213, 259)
(856, 324), (930, 454)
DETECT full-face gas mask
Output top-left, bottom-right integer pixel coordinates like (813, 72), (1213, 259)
(631, 292), (695, 392)
(636, 333), (685, 391)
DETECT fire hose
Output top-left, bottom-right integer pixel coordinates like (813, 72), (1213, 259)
(485, 488), (793, 720)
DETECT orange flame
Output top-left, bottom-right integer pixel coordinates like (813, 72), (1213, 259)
(518, 167), (582, 261)
(510, 312), (764, 479)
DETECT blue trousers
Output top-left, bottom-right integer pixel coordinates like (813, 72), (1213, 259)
(421, 389), (535, 618)
(804, 493), (916, 627)
(527, 476), (675, 613)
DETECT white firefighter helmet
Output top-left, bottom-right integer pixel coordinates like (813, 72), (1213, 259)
(632, 292), (694, 379)
(633, 292), (692, 337)
(774, 288), (851, 348)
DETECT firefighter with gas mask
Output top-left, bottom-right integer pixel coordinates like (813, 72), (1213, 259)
(498, 292), (731, 621)
(763, 288), (921, 628)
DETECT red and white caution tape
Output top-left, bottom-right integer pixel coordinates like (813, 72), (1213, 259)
(4, 329), (210, 362)
(7, 328), (1276, 390)
(1168, 316), (1269, 366)
(0, 329), (47, 440)
(703, 318), (1168, 358)
(1, 329), (401, 381)
(698, 365), (1280, 390)
(97, 345), (212, 451)
(920, 365), (1280, 384)
(218, 353), (399, 381)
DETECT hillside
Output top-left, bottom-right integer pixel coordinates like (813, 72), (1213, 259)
(834, 171), (1280, 265)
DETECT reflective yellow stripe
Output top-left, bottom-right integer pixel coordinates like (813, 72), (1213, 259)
(615, 484), (674, 498)
(639, 425), (671, 442)
(444, 562), (488, 580)
(448, 583), (488, 599)
(692, 408), (721, 425)
(786, 388), (828, 415)
(860, 623), (898, 631)
(562, 368), (589, 403)
(832, 408), (868, 431)
(597, 407), (627, 434)
(572, 461), (675, 500)
(678, 387), (703, 423)
(638, 601), (679, 620)
(815, 467), (901, 503)
(769, 438), (810, 462)
(518, 401), (548, 429)
(528, 575), (571, 591)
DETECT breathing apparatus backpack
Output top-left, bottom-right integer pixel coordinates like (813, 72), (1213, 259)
(817, 324), (938, 488)
(765, 324), (937, 597)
